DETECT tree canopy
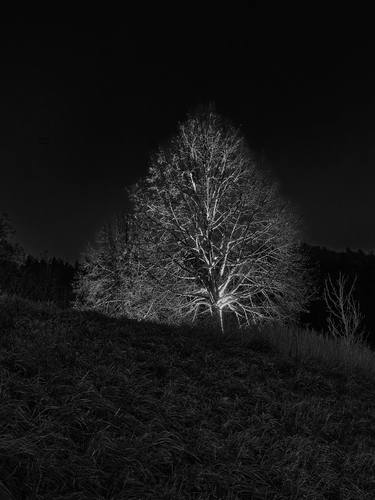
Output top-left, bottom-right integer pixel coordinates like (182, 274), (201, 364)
(129, 108), (312, 331)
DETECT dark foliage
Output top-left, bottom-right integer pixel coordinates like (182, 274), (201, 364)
(0, 255), (77, 309)
(0, 212), (24, 265)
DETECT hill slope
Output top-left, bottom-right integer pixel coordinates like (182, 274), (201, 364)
(1, 296), (375, 499)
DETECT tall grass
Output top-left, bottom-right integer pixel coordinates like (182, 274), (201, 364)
(245, 324), (375, 380)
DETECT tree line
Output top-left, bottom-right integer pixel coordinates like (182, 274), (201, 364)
(0, 213), (77, 308)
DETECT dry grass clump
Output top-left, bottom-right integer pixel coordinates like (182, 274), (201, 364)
(1, 296), (375, 498)
(250, 323), (375, 380)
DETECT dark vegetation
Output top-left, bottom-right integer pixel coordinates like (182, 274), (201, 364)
(0, 255), (76, 309)
(301, 244), (375, 349)
(1, 295), (375, 499)
(0, 212), (76, 309)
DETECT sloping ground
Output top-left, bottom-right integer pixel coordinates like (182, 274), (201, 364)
(1, 296), (375, 499)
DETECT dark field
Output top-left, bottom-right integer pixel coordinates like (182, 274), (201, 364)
(1, 295), (375, 499)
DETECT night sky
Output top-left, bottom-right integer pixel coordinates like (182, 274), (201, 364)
(1, 17), (374, 263)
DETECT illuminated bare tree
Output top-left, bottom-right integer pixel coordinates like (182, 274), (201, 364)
(74, 213), (154, 320)
(130, 108), (311, 332)
(323, 273), (367, 346)
(73, 212), (184, 323)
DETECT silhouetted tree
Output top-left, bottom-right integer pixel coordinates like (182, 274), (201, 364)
(0, 213), (24, 295)
(0, 212), (24, 265)
(129, 108), (312, 332)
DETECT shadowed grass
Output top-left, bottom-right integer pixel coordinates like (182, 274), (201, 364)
(1, 294), (375, 499)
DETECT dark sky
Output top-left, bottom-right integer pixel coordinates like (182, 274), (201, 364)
(1, 16), (375, 263)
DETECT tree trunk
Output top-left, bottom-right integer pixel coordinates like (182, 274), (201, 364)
(212, 306), (225, 334)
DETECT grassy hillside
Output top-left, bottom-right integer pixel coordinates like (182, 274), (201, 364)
(1, 295), (375, 499)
